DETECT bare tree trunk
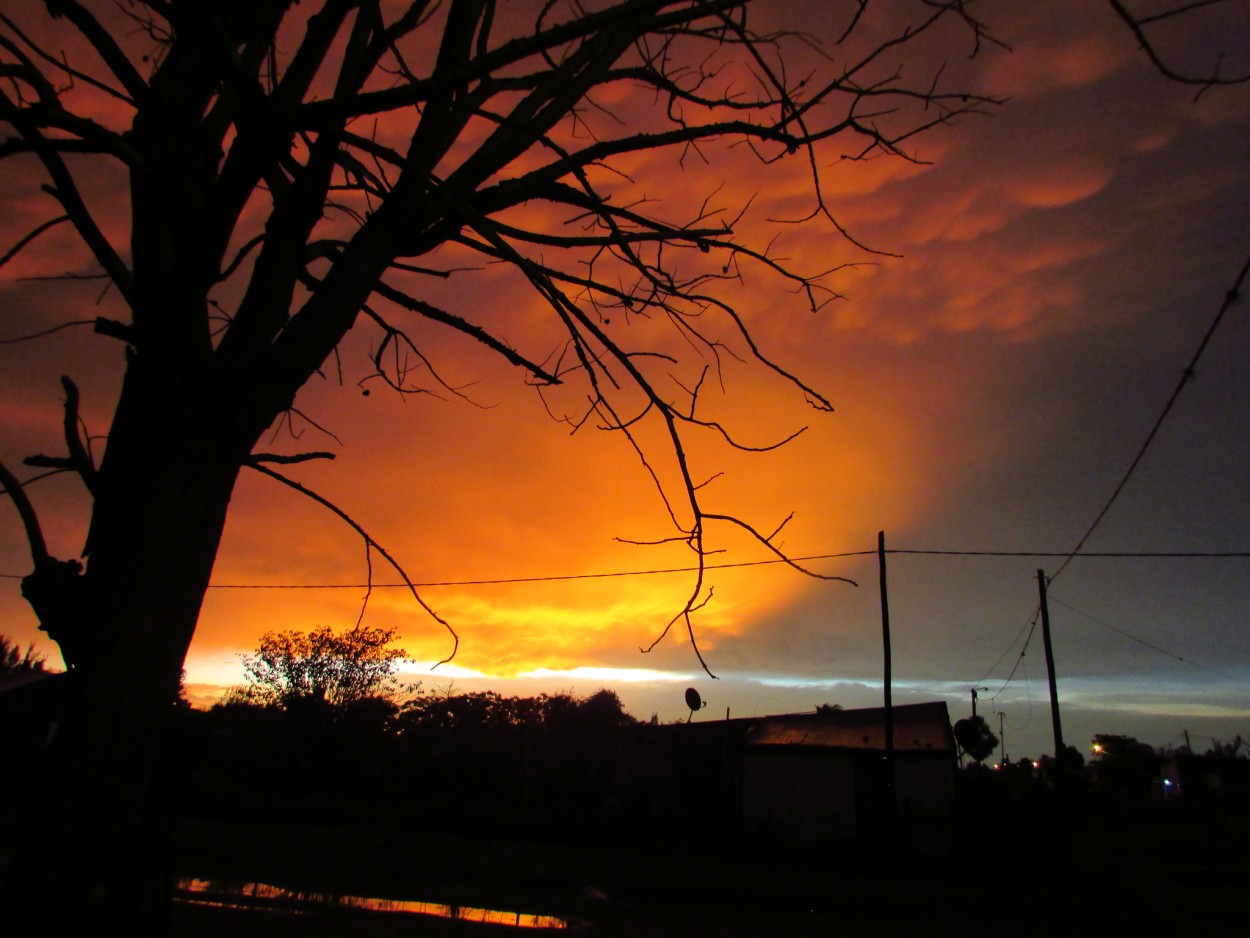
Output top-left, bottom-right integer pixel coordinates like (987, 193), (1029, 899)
(4, 363), (251, 935)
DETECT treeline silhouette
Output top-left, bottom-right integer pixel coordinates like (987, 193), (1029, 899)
(165, 687), (638, 840)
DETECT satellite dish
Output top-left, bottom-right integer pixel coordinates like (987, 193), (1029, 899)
(684, 687), (706, 722)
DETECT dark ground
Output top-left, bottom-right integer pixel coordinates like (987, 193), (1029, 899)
(164, 804), (1250, 936)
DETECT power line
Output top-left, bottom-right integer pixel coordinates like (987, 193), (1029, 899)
(978, 249), (1250, 692)
(144, 548), (1250, 589)
(3, 547), (1248, 588)
(5, 544), (1248, 682)
(6, 541), (1247, 694)
(989, 615), (1040, 698)
(889, 550), (1250, 558)
(1047, 594), (1250, 687)
(206, 549), (874, 589)
(978, 620), (1032, 686)
(1048, 248), (1250, 586)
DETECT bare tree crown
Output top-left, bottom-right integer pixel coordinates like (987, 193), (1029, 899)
(1, 1), (999, 674)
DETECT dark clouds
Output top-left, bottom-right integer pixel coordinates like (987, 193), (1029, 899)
(3, 1), (1250, 757)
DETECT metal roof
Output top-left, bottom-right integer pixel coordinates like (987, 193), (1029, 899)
(743, 701), (954, 753)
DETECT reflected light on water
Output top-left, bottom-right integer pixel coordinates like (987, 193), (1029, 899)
(175, 877), (574, 929)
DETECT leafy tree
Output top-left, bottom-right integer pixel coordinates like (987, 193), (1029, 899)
(954, 715), (998, 764)
(397, 686), (633, 738)
(1091, 733), (1158, 799)
(238, 624), (409, 709)
(394, 687), (635, 832)
(0, 634), (48, 674)
(574, 688), (635, 729)
(1204, 735), (1244, 758)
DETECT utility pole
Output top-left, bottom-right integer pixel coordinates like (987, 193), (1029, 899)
(970, 686), (988, 718)
(878, 531), (897, 850)
(998, 711), (1007, 766)
(1037, 568), (1071, 855)
(1037, 569), (1065, 759)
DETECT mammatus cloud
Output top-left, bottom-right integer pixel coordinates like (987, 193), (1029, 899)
(3, 1), (1249, 760)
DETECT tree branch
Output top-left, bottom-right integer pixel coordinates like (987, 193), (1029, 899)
(20, 1), (149, 103)
(245, 460), (459, 667)
(58, 375), (97, 495)
(1108, 0), (1250, 95)
(0, 214), (69, 270)
(0, 458), (50, 566)
(249, 451), (337, 465)
(370, 279), (562, 385)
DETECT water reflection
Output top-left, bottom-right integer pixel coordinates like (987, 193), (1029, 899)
(175, 877), (575, 929)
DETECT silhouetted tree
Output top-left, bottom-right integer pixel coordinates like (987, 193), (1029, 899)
(1060, 743), (1085, 769)
(1091, 733), (1158, 800)
(168, 684), (641, 835)
(575, 688), (635, 728)
(0, 0), (1232, 929)
(954, 715), (999, 764)
(0, 3), (1000, 926)
(392, 686), (635, 832)
(0, 634), (47, 674)
(1204, 735), (1244, 758)
(238, 624), (409, 708)
(1108, 0), (1250, 92)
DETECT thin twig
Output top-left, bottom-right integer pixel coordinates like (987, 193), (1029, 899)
(245, 460), (459, 666)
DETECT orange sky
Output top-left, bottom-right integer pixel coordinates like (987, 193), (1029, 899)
(3, 1), (1250, 756)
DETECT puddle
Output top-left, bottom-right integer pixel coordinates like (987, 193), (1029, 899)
(175, 877), (578, 929)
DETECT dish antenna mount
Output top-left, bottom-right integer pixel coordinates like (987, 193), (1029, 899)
(684, 687), (706, 723)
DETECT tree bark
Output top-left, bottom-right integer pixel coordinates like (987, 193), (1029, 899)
(3, 358), (254, 935)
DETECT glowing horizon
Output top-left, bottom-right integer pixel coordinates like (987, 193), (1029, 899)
(3, 1), (1250, 759)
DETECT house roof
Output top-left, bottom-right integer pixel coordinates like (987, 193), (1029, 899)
(744, 701), (954, 753)
(0, 669), (64, 695)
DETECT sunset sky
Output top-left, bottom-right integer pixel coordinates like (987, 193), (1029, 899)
(2, 0), (1249, 760)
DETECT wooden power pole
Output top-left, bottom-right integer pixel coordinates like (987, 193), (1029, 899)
(878, 532), (897, 848)
(1037, 569), (1065, 760)
(1037, 568), (1071, 854)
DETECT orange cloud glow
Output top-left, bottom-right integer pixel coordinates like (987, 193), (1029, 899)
(4, 1), (1250, 757)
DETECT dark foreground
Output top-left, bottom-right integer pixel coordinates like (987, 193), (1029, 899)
(163, 804), (1250, 937)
